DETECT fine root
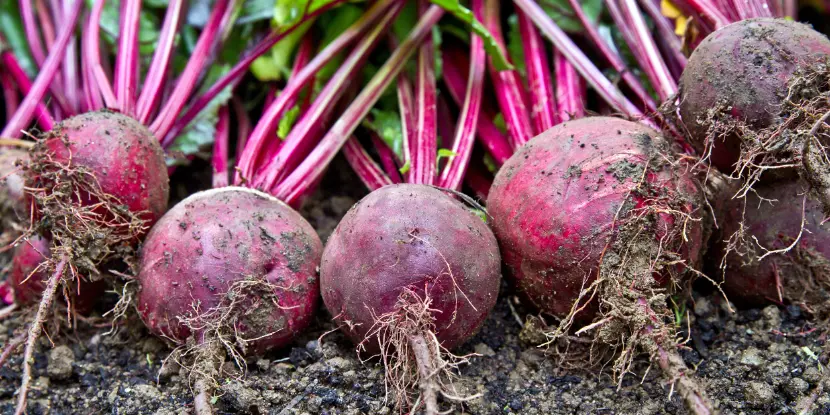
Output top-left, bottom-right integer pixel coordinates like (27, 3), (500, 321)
(0, 331), (26, 368)
(360, 288), (480, 414)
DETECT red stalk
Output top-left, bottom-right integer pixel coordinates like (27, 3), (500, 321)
(19, 0), (46, 66)
(517, 10), (557, 132)
(115, 0), (141, 116)
(370, 133), (403, 184)
(442, 48), (511, 165)
(164, 0), (353, 146)
(555, 51), (585, 121)
(438, 0), (486, 190)
(513, 0), (650, 127)
(232, 97), (251, 158)
(343, 137), (393, 191)
(1, 74), (19, 117)
(212, 106), (231, 188)
(484, 0), (534, 150)
(151, 0), (235, 141)
(395, 58), (415, 167)
(274, 6), (445, 204)
(84, 0), (117, 110)
(137, 0), (185, 123)
(618, 0), (677, 101)
(251, 2), (403, 191)
(61, 0), (80, 114)
(638, 0), (687, 72)
(410, 0), (438, 185)
(1, 0), (81, 138)
(1, 52), (54, 131)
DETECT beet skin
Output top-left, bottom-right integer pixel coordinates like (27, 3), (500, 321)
(487, 117), (706, 319)
(136, 187), (322, 354)
(320, 184), (501, 352)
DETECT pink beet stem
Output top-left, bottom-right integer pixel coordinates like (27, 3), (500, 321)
(513, 0), (651, 127)
(484, 0), (534, 151)
(231, 0), (394, 183)
(442, 48), (512, 165)
(517, 9), (557, 133)
(1, 74), (19, 116)
(410, 0), (439, 185)
(274, 6), (445, 204)
(438, 0), (486, 190)
(61, 0), (81, 114)
(251, 2), (403, 191)
(638, 0), (687, 72)
(370, 132), (403, 183)
(151, 0), (234, 141)
(617, 0), (677, 101)
(232, 97), (251, 158)
(19, 0), (46, 66)
(567, 0), (657, 113)
(344, 137), (394, 191)
(114, 0), (141, 116)
(84, 0), (117, 110)
(675, 0), (730, 28)
(212, 106), (231, 188)
(1, 0), (81, 138)
(137, 0), (185, 123)
(1, 52), (54, 131)
(555, 51), (586, 121)
(395, 54), (415, 167)
(164, 0), (352, 147)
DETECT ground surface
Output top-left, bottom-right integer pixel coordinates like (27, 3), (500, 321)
(1, 158), (829, 415)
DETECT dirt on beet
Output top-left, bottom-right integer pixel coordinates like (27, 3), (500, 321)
(0, 156), (829, 415)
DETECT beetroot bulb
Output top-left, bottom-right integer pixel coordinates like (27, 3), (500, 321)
(321, 184), (501, 414)
(136, 187), (322, 414)
(487, 117), (714, 414)
(713, 179), (830, 312)
(678, 18), (830, 213)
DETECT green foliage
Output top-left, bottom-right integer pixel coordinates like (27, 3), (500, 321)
(0, 0), (36, 76)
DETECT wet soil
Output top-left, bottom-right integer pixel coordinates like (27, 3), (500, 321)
(1, 157), (828, 415)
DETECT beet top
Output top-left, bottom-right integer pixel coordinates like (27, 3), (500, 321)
(321, 183), (501, 411)
(136, 187), (322, 355)
(488, 117), (713, 414)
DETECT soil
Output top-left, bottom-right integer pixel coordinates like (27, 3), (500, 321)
(1, 156), (829, 415)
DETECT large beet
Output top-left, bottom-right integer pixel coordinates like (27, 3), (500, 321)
(488, 117), (713, 414)
(137, 187), (322, 354)
(488, 117), (705, 319)
(321, 184), (501, 412)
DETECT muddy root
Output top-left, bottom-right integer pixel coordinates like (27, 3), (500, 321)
(645, 328), (715, 415)
(361, 288), (479, 414)
(15, 256), (67, 415)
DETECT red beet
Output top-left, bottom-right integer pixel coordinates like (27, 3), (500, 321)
(137, 187), (322, 354)
(488, 117), (705, 318)
(713, 179), (830, 308)
(30, 111), (169, 229)
(488, 117), (713, 414)
(11, 235), (105, 313)
(321, 184), (501, 412)
(679, 18), (830, 180)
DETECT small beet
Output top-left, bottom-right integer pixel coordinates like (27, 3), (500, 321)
(713, 179), (830, 308)
(321, 184), (501, 412)
(488, 117), (713, 415)
(10, 235), (105, 313)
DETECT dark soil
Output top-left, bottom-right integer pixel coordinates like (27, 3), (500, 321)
(1, 157), (829, 415)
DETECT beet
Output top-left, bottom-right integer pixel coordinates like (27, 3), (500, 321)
(488, 117), (713, 414)
(136, 187), (321, 411)
(11, 235), (105, 313)
(679, 18), (830, 217)
(0, 147), (28, 222)
(713, 179), (830, 308)
(321, 184), (501, 412)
